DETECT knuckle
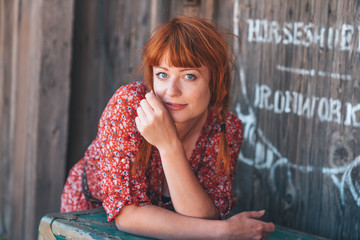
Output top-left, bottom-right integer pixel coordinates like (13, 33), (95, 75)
(255, 225), (264, 232)
(141, 125), (151, 133)
(147, 115), (155, 123)
(155, 109), (164, 118)
(136, 124), (143, 132)
(140, 99), (147, 107)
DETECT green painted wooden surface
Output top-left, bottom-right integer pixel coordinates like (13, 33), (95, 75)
(38, 208), (327, 239)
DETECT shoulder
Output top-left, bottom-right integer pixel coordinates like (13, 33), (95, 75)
(110, 81), (148, 105)
(224, 111), (243, 136)
(222, 112), (243, 149)
(99, 82), (147, 122)
(224, 111), (242, 128)
(104, 82), (148, 113)
(207, 110), (243, 137)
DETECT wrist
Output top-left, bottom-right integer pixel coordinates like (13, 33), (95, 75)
(213, 219), (230, 240)
(157, 137), (183, 156)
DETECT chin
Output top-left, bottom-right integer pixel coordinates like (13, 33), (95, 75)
(170, 114), (188, 124)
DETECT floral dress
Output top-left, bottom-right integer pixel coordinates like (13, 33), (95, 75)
(60, 81), (243, 222)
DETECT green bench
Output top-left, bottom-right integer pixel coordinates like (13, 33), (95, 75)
(38, 208), (327, 239)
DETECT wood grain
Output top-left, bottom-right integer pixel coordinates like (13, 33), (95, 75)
(0, 0), (73, 239)
(67, 0), (153, 169)
(231, 1), (360, 239)
(1, 1), (359, 239)
(66, 0), (360, 239)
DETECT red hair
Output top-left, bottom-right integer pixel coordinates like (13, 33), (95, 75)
(133, 17), (233, 175)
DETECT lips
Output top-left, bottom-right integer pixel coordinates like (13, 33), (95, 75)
(165, 102), (187, 111)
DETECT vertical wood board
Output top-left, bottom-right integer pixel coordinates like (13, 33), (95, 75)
(67, 0), (153, 170)
(231, 0), (360, 239)
(0, 0), (74, 239)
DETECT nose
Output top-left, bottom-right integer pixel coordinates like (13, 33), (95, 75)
(167, 78), (182, 97)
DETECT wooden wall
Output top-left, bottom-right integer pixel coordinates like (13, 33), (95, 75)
(67, 0), (228, 169)
(68, 1), (360, 239)
(0, 0), (74, 239)
(231, 1), (360, 239)
(1, 0), (359, 239)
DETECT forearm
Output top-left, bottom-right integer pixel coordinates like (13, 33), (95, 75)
(159, 140), (219, 219)
(115, 205), (226, 240)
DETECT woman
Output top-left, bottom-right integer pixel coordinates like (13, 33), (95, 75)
(61, 17), (275, 239)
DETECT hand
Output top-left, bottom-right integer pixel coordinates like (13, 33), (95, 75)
(224, 210), (275, 240)
(135, 91), (179, 150)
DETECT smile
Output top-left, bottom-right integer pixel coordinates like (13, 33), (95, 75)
(165, 102), (187, 111)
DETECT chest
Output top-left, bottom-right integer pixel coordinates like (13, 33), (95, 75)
(147, 138), (208, 199)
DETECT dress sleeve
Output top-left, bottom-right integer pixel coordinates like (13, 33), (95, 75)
(197, 114), (243, 219)
(98, 83), (151, 222)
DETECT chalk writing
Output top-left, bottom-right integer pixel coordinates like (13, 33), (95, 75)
(277, 65), (352, 81)
(246, 19), (360, 52)
(235, 68), (360, 207)
(232, 1), (360, 206)
(254, 83), (360, 127)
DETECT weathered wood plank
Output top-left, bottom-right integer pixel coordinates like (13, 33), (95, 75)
(0, 0), (74, 239)
(67, 0), (153, 169)
(35, 0), (74, 236)
(0, 0), (19, 238)
(42, 0), (360, 239)
(232, 0), (360, 239)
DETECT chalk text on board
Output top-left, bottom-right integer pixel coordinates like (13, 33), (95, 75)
(247, 19), (360, 52)
(276, 65), (352, 81)
(254, 83), (360, 127)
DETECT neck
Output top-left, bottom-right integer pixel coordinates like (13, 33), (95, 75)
(175, 109), (209, 141)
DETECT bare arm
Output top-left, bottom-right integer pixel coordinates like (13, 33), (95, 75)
(158, 139), (219, 219)
(115, 205), (275, 240)
(115, 205), (222, 239)
(136, 91), (218, 218)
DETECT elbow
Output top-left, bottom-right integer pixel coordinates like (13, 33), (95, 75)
(204, 207), (220, 220)
(115, 212), (127, 231)
(114, 205), (137, 231)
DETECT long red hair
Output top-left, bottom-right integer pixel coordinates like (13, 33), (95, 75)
(133, 17), (233, 175)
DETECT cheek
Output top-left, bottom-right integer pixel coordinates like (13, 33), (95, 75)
(195, 86), (211, 108)
(153, 81), (164, 97)
(202, 86), (211, 103)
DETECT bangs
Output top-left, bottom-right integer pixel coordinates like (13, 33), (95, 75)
(142, 16), (231, 103)
(145, 24), (207, 69)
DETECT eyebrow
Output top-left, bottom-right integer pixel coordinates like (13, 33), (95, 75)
(153, 66), (199, 72)
(153, 67), (169, 71)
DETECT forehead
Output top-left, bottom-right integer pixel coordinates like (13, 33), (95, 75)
(154, 52), (209, 74)
(152, 48), (205, 67)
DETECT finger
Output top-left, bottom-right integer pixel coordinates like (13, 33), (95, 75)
(135, 116), (142, 131)
(263, 222), (275, 232)
(139, 98), (154, 117)
(136, 106), (148, 123)
(145, 91), (166, 111)
(247, 210), (265, 219)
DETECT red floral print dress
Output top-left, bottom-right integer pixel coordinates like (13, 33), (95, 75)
(60, 81), (243, 222)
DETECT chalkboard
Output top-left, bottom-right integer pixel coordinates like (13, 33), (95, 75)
(230, 0), (360, 239)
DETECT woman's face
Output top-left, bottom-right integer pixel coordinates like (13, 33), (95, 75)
(152, 54), (211, 126)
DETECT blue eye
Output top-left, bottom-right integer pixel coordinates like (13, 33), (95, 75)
(156, 72), (168, 79)
(185, 74), (196, 81)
